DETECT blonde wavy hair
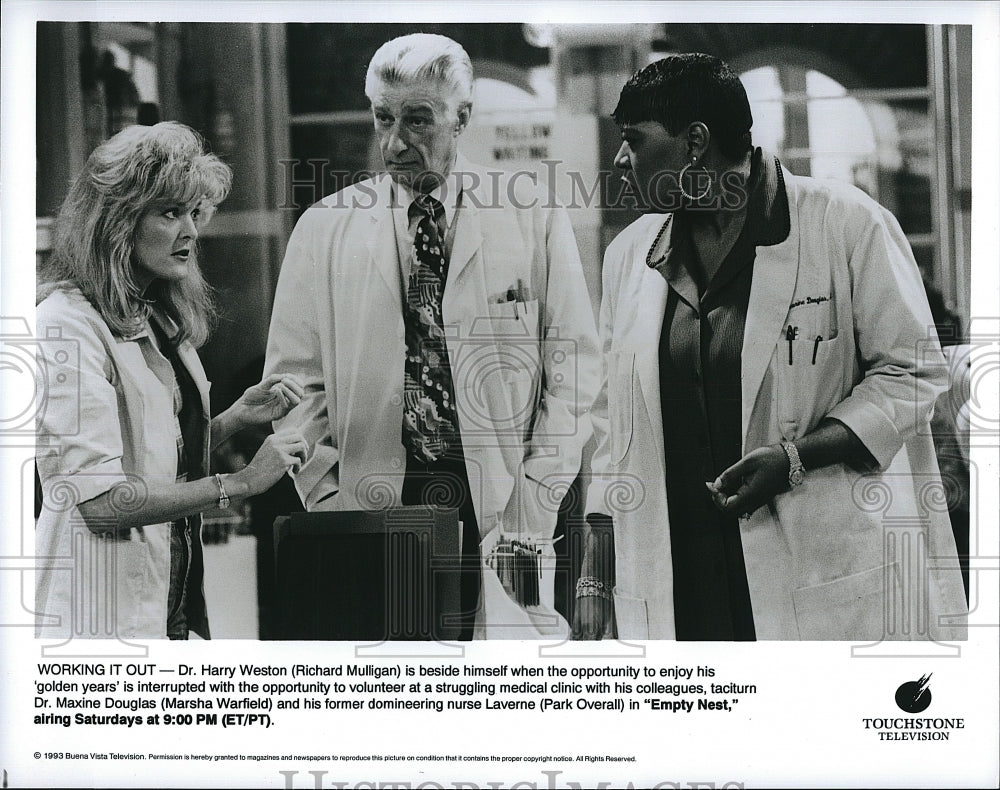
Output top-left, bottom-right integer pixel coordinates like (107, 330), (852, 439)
(39, 122), (232, 347)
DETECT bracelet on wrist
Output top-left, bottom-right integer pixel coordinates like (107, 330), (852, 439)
(214, 473), (231, 510)
(575, 575), (611, 600)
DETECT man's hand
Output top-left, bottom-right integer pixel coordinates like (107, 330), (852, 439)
(706, 444), (790, 518)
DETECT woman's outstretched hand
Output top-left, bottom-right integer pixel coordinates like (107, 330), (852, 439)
(233, 431), (307, 496)
(236, 373), (304, 426)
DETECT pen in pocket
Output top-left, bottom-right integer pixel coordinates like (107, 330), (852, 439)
(786, 325), (798, 364)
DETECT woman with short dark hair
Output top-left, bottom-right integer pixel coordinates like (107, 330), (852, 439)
(574, 54), (967, 642)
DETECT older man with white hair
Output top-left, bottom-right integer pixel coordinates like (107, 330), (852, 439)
(265, 33), (600, 639)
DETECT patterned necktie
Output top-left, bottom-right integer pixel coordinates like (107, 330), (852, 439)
(402, 193), (459, 463)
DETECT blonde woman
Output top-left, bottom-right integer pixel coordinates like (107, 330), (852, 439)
(36, 122), (305, 640)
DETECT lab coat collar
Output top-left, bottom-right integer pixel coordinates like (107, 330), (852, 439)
(367, 155), (484, 296)
(445, 154), (484, 285)
(744, 147), (790, 247)
(741, 155), (800, 452)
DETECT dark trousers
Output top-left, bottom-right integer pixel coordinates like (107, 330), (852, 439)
(400, 446), (481, 641)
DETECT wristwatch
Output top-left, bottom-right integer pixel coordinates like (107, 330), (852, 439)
(781, 442), (805, 487)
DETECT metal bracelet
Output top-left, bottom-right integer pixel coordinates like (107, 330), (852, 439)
(575, 576), (611, 600)
(576, 588), (612, 601)
(214, 473), (231, 510)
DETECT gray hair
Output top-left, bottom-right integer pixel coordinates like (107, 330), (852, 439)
(364, 33), (473, 108)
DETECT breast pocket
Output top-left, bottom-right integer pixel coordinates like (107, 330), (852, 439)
(485, 298), (538, 335)
(607, 351), (636, 465)
(482, 298), (541, 384)
(775, 335), (844, 441)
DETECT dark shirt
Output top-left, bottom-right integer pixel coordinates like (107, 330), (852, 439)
(152, 321), (206, 641)
(652, 148), (790, 640)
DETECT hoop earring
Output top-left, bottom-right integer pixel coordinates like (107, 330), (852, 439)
(678, 160), (712, 202)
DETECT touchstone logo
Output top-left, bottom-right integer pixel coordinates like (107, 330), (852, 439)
(860, 673), (964, 742)
(895, 673), (932, 713)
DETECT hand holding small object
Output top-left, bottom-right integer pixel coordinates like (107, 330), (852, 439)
(233, 431), (308, 496)
(705, 444), (791, 518)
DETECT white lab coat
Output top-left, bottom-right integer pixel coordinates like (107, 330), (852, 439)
(588, 165), (968, 641)
(35, 287), (212, 640)
(264, 158), (601, 636)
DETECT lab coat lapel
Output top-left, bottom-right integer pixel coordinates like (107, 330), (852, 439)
(447, 181), (483, 287)
(632, 263), (669, 479)
(364, 175), (403, 300)
(741, 168), (800, 451)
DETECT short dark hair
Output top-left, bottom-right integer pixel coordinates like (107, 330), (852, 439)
(612, 53), (753, 161)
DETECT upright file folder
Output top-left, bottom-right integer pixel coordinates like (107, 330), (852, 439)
(273, 507), (462, 641)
